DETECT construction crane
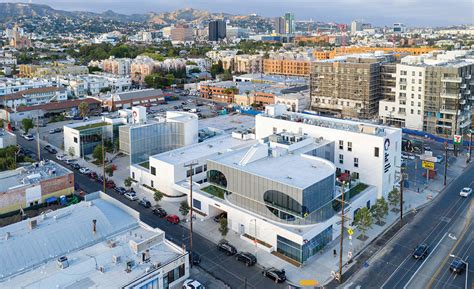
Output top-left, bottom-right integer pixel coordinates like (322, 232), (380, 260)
(337, 24), (347, 52)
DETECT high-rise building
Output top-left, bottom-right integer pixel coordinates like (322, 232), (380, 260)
(273, 17), (286, 34)
(393, 23), (406, 33)
(284, 12), (295, 35)
(350, 20), (363, 34)
(208, 20), (226, 41)
(309, 53), (397, 119)
(171, 23), (194, 43)
(379, 51), (473, 138)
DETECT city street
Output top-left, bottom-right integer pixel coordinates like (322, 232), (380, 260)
(15, 134), (286, 289)
(343, 160), (474, 289)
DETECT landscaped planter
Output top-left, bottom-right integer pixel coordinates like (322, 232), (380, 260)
(240, 234), (274, 253)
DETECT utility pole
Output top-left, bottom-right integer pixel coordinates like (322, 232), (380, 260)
(102, 129), (106, 194)
(339, 181), (346, 284)
(444, 142), (448, 186)
(400, 167), (404, 223)
(184, 161), (197, 267)
(36, 116), (41, 161)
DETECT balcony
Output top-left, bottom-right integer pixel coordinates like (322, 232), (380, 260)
(466, 75), (472, 80)
(461, 84), (467, 89)
(440, 92), (461, 99)
(440, 108), (460, 115)
(441, 77), (462, 83)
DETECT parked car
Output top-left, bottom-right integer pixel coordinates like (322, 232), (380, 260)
(114, 186), (127, 194)
(450, 258), (466, 274)
(23, 134), (34, 141)
(138, 198), (152, 208)
(56, 154), (66, 161)
(191, 252), (201, 265)
(64, 159), (76, 164)
(182, 279), (205, 289)
(49, 128), (62, 134)
(124, 192), (138, 201)
(459, 187), (472, 197)
(165, 214), (180, 224)
(89, 171), (98, 180)
(152, 207), (167, 217)
(213, 212), (227, 222)
(79, 167), (91, 174)
(262, 267), (286, 283)
(412, 243), (429, 259)
(424, 145), (432, 152)
(235, 252), (257, 266)
(435, 155), (444, 163)
(217, 240), (237, 256)
(44, 145), (57, 154)
(106, 180), (116, 189)
(70, 163), (81, 170)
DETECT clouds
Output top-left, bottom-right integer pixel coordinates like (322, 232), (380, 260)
(2, 0), (473, 26)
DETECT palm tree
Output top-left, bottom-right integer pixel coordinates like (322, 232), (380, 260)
(78, 101), (89, 119)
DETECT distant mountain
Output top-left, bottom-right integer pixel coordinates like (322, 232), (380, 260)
(148, 8), (231, 25)
(0, 3), (149, 23)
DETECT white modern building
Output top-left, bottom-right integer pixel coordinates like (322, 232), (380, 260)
(0, 86), (67, 108)
(0, 77), (54, 97)
(379, 50), (473, 137)
(0, 192), (189, 289)
(130, 104), (401, 265)
(0, 128), (16, 148)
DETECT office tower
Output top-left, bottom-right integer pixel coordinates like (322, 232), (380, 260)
(284, 12), (295, 35)
(274, 17), (286, 34)
(209, 20), (226, 41)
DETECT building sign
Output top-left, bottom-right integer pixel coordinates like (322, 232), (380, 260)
(384, 139), (391, 174)
(422, 160), (434, 170)
(453, 135), (462, 145)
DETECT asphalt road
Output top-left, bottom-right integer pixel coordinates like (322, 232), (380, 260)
(429, 218), (473, 289)
(343, 161), (474, 289)
(16, 133), (286, 289)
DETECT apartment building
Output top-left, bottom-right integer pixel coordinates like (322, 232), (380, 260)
(102, 56), (132, 76)
(131, 55), (155, 84)
(263, 59), (311, 77)
(171, 23), (194, 43)
(309, 53), (397, 119)
(312, 46), (437, 60)
(379, 51), (473, 137)
(221, 54), (263, 74)
(0, 86), (67, 108)
(19, 64), (89, 78)
(0, 77), (53, 97)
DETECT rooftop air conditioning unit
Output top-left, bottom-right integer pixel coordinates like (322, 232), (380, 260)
(98, 266), (105, 273)
(112, 255), (121, 263)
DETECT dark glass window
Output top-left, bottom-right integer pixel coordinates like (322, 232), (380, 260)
(151, 166), (156, 175)
(208, 170), (227, 187)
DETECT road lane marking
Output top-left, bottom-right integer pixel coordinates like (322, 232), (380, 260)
(402, 232), (447, 289)
(426, 201), (472, 289)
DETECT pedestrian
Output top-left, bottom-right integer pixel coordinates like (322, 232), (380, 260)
(333, 249), (337, 257)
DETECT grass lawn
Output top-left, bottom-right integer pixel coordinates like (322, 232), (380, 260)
(201, 185), (226, 199)
(75, 122), (108, 131)
(139, 161), (149, 169)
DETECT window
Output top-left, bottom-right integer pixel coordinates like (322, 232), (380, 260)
(411, 109), (414, 114)
(412, 71), (415, 76)
(195, 166), (203, 174)
(374, 147), (380, 157)
(354, 157), (359, 167)
(193, 198), (201, 210)
(186, 169), (193, 177)
(150, 166), (156, 176)
(273, 127), (277, 134)
(352, 172), (359, 179)
(132, 172), (135, 179)
(339, 140), (344, 150)
(203, 164), (207, 171)
(74, 137), (78, 143)
(347, 142), (352, 152)
(151, 180), (154, 188)
(339, 154), (344, 164)
(385, 106), (388, 111)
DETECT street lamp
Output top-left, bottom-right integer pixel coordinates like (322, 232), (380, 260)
(449, 254), (469, 289)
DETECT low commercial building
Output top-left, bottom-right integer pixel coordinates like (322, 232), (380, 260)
(275, 92), (309, 112)
(0, 160), (74, 214)
(119, 110), (199, 164)
(0, 129), (16, 148)
(0, 86), (67, 108)
(0, 192), (189, 288)
(104, 89), (165, 111)
(64, 116), (127, 158)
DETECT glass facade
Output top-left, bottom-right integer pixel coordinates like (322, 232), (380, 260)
(208, 161), (335, 225)
(125, 122), (185, 164)
(277, 226), (333, 263)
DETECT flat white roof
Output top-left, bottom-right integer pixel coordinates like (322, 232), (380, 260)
(0, 194), (183, 288)
(209, 142), (335, 189)
(153, 134), (257, 166)
(198, 114), (255, 132)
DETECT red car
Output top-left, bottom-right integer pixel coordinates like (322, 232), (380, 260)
(89, 172), (98, 180)
(106, 180), (116, 189)
(165, 214), (180, 224)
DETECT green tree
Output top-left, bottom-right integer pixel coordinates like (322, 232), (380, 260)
(88, 66), (102, 73)
(92, 144), (103, 163)
(189, 67), (201, 74)
(388, 188), (400, 208)
(78, 101), (89, 118)
(124, 177), (133, 189)
(0, 119), (4, 128)
(221, 69), (233, 81)
(179, 201), (190, 217)
(21, 118), (34, 134)
(371, 197), (389, 225)
(68, 146), (75, 157)
(354, 207), (373, 239)
(153, 190), (163, 204)
(219, 217), (229, 239)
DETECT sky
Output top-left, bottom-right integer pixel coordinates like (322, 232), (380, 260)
(2, 0), (473, 26)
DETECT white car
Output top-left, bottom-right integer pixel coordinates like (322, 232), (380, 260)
(79, 167), (91, 174)
(124, 192), (138, 201)
(182, 279), (205, 289)
(459, 187), (472, 197)
(56, 154), (66, 161)
(23, 134), (34, 141)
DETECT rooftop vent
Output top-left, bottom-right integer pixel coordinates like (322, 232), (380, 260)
(113, 255), (121, 263)
(28, 219), (37, 230)
(57, 256), (69, 269)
